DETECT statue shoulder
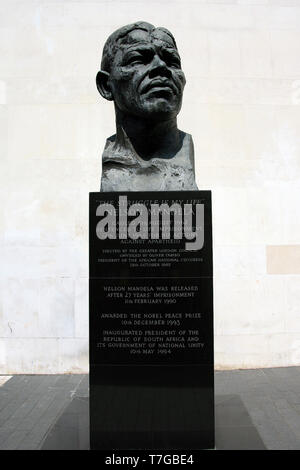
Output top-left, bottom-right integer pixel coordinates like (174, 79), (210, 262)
(174, 130), (195, 169)
(102, 134), (137, 166)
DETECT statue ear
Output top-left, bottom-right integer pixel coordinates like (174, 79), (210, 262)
(96, 70), (113, 101)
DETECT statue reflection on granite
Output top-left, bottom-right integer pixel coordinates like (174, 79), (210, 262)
(96, 21), (198, 191)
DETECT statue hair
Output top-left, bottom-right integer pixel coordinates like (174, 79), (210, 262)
(100, 21), (177, 73)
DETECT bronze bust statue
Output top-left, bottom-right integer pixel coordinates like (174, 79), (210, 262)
(96, 21), (198, 191)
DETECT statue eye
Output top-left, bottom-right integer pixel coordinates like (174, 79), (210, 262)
(167, 56), (181, 68)
(161, 50), (181, 69)
(126, 55), (145, 66)
(129, 58), (143, 65)
(125, 50), (153, 66)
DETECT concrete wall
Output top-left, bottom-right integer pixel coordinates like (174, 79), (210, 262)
(0, 0), (300, 373)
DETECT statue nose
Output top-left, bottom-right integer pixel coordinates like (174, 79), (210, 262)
(149, 55), (171, 78)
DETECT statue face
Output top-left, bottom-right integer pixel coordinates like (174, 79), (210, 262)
(107, 28), (186, 120)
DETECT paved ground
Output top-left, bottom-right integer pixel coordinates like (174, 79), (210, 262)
(0, 367), (300, 450)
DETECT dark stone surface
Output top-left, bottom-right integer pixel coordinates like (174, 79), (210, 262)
(41, 393), (265, 451)
(90, 365), (214, 450)
(42, 397), (89, 451)
(89, 191), (214, 450)
(96, 22), (198, 191)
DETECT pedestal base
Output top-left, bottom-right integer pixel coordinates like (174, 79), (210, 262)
(90, 365), (214, 450)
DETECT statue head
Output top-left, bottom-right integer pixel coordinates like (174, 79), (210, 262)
(96, 21), (186, 122)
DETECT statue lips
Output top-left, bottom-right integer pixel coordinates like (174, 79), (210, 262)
(141, 79), (177, 96)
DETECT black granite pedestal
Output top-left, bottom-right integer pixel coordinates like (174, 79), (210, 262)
(89, 191), (214, 450)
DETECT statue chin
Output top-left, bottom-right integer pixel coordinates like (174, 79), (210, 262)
(119, 99), (181, 122)
(141, 95), (182, 117)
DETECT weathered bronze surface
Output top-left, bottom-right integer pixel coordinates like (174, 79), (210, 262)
(96, 21), (198, 191)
